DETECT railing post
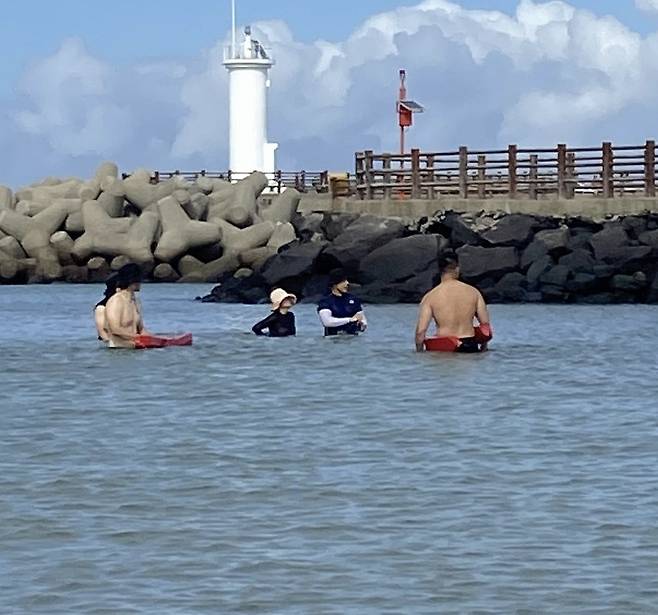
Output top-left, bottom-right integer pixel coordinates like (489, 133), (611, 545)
(320, 170), (328, 194)
(201, 169), (206, 176)
(364, 149), (374, 200)
(227, 170), (232, 183)
(154, 171), (160, 183)
(566, 152), (576, 199)
(411, 148), (421, 199)
(602, 141), (613, 198)
(382, 154), (392, 200)
(529, 154), (538, 200)
(645, 140), (656, 197)
(355, 152), (364, 199)
(508, 144), (517, 198)
(426, 154), (435, 200)
(459, 146), (468, 199)
(300, 170), (306, 193)
(557, 144), (567, 199)
(477, 154), (486, 199)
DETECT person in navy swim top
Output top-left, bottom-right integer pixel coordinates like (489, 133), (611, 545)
(317, 269), (368, 336)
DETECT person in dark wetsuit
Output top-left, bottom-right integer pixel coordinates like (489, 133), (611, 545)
(94, 275), (118, 342)
(317, 269), (368, 336)
(252, 288), (297, 337)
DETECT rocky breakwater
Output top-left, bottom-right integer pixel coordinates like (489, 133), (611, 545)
(202, 210), (658, 305)
(0, 165), (300, 285)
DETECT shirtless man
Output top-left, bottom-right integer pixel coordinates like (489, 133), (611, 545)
(104, 263), (147, 349)
(415, 252), (491, 353)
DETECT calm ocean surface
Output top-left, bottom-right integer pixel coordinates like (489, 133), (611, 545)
(1, 284), (657, 614)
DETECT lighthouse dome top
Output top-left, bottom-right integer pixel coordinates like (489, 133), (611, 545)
(223, 25), (274, 66)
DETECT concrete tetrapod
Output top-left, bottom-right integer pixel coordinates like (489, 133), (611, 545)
(72, 201), (158, 264)
(0, 235), (27, 260)
(0, 203), (70, 280)
(216, 219), (276, 254)
(259, 189), (301, 224)
(178, 220), (276, 283)
(206, 183), (237, 225)
(122, 170), (176, 211)
(154, 196), (221, 262)
(50, 231), (75, 265)
(224, 172), (268, 227)
(0, 186), (13, 210)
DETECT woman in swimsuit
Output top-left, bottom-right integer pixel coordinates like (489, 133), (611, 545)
(252, 288), (297, 337)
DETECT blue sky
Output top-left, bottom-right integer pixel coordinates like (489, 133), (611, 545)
(1, 0), (658, 186)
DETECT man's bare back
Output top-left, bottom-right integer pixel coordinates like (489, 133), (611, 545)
(415, 253), (491, 352)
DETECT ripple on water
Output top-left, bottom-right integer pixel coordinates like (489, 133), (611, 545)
(0, 286), (657, 613)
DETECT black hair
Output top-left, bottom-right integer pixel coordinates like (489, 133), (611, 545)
(328, 268), (349, 287)
(95, 275), (118, 309)
(438, 251), (459, 272)
(116, 263), (142, 289)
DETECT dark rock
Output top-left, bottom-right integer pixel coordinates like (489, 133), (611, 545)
(359, 234), (444, 284)
(456, 245), (519, 280)
(589, 226), (629, 260)
(638, 229), (658, 248)
(565, 273), (600, 293)
(323, 215), (405, 270)
(430, 212), (481, 246)
(482, 214), (536, 247)
(535, 227), (570, 254)
(261, 241), (328, 287)
(294, 212), (324, 241)
(599, 246), (652, 270)
(398, 269), (437, 301)
(592, 264), (616, 280)
(611, 273), (647, 292)
(526, 255), (553, 290)
(576, 293), (615, 305)
(206, 272), (268, 304)
(541, 285), (568, 302)
(321, 213), (360, 242)
(493, 272), (528, 302)
(521, 241), (549, 270)
(648, 274), (658, 303)
(559, 249), (596, 274)
(567, 231), (594, 252)
(300, 274), (330, 303)
(539, 265), (570, 288)
(61, 265), (89, 283)
(622, 216), (648, 238)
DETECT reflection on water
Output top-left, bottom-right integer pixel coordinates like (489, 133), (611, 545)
(1, 284), (657, 613)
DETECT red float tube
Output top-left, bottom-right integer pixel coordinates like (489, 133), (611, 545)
(134, 332), (193, 349)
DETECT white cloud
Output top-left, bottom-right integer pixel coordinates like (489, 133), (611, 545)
(2, 0), (658, 187)
(636, 0), (658, 13)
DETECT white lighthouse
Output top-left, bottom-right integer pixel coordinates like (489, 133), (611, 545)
(223, 12), (277, 179)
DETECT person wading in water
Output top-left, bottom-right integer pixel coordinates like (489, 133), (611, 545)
(252, 288), (297, 337)
(317, 269), (368, 336)
(104, 264), (148, 349)
(415, 252), (492, 353)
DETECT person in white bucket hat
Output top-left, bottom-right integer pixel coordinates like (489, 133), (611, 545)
(252, 288), (297, 337)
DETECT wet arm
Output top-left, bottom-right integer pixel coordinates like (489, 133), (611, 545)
(475, 292), (490, 326)
(415, 301), (432, 352)
(252, 312), (276, 336)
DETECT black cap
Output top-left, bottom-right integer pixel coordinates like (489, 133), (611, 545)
(328, 268), (349, 287)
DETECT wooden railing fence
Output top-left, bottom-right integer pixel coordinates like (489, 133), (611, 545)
(354, 141), (658, 200)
